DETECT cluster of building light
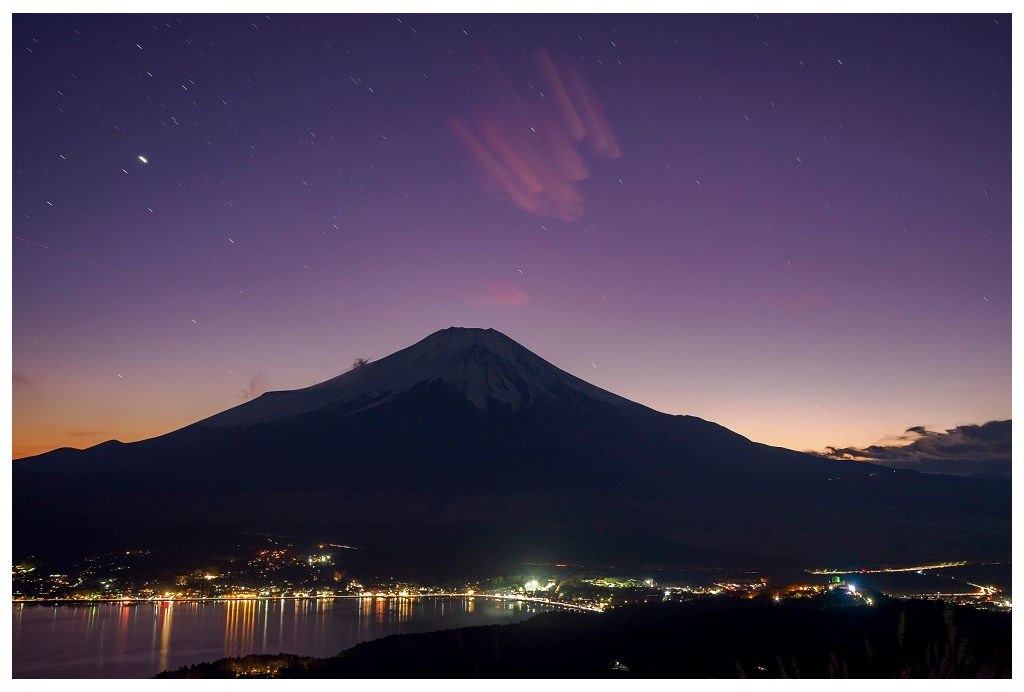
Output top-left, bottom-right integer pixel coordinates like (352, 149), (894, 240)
(13, 546), (1010, 613)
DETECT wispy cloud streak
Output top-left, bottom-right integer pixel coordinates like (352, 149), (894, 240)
(465, 279), (530, 306)
(448, 49), (620, 220)
(763, 292), (826, 311)
(13, 371), (35, 386)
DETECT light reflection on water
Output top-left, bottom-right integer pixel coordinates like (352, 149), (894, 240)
(12, 597), (560, 679)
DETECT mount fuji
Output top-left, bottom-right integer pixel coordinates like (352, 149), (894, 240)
(13, 327), (1010, 576)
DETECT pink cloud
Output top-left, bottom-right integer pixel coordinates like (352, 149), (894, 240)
(762, 292), (827, 311)
(466, 279), (530, 307)
(447, 49), (620, 221)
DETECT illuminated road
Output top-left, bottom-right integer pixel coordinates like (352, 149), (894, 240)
(805, 561), (1007, 603)
(807, 561), (967, 575)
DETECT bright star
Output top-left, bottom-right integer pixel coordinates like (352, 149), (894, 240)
(138, 155), (148, 164)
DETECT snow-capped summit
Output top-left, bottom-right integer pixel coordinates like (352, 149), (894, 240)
(199, 327), (642, 428)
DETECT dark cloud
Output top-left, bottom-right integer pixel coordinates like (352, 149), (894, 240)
(817, 420), (1011, 477)
(13, 371), (35, 386)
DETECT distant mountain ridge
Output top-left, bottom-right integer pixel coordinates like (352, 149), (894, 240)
(13, 327), (1011, 576)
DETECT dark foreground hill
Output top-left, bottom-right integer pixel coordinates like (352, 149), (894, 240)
(157, 595), (1011, 678)
(14, 328), (1011, 575)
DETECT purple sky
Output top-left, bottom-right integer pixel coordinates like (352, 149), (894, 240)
(11, 13), (1011, 459)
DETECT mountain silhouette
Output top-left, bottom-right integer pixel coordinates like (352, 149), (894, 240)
(13, 328), (1010, 576)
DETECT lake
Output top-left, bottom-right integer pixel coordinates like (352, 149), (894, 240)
(12, 596), (563, 678)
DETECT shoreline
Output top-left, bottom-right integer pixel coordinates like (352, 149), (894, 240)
(12, 592), (604, 612)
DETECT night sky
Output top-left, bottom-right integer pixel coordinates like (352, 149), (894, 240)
(11, 13), (1012, 460)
